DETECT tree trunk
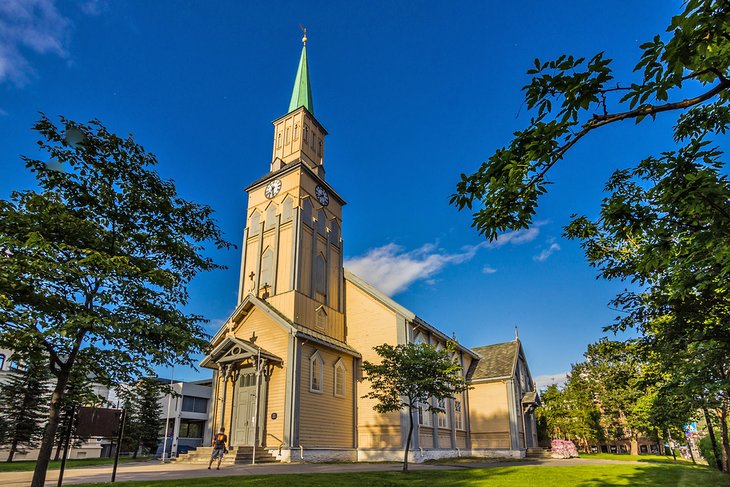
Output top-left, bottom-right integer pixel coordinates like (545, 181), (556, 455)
(630, 435), (639, 456)
(6, 438), (18, 463)
(403, 405), (414, 473)
(702, 406), (723, 471)
(719, 404), (730, 473)
(31, 368), (71, 487)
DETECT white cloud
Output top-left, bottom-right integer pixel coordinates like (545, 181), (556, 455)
(345, 226), (540, 296)
(482, 265), (497, 274)
(534, 371), (569, 390)
(0, 0), (71, 86)
(533, 242), (561, 262)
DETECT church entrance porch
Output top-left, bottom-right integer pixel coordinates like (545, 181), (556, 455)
(200, 336), (282, 449)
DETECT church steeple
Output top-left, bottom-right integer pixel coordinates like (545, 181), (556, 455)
(270, 30), (327, 175)
(288, 32), (313, 114)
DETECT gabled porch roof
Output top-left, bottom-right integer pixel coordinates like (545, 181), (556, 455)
(200, 335), (283, 369)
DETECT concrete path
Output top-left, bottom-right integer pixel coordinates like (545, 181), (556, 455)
(0, 458), (644, 486)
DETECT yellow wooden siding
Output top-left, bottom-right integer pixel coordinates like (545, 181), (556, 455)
(298, 342), (354, 448)
(344, 281), (403, 447)
(293, 293), (345, 341)
(419, 429), (434, 449)
(469, 381), (511, 449)
(456, 431), (467, 449)
(275, 224), (293, 294)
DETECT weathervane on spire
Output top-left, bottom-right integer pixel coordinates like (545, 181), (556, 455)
(299, 23), (307, 45)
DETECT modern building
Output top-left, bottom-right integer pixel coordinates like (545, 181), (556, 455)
(199, 35), (540, 463)
(157, 379), (214, 458)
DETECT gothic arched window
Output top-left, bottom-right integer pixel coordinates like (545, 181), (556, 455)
(334, 359), (346, 398)
(302, 199), (313, 227)
(316, 209), (327, 235)
(265, 203), (277, 230)
(330, 221), (340, 244)
(249, 211), (261, 235)
(281, 196), (293, 222)
(309, 351), (323, 393)
(260, 248), (274, 291)
(314, 253), (326, 300)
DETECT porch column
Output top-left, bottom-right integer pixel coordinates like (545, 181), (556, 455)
(218, 364), (231, 432)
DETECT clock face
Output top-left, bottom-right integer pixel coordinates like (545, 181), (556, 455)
(315, 185), (330, 206)
(264, 179), (282, 199)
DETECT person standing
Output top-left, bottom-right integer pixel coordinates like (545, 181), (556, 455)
(208, 427), (228, 470)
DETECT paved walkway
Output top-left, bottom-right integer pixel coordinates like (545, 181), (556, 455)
(0, 458), (643, 486)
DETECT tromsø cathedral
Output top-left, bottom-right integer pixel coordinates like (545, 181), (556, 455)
(199, 35), (540, 463)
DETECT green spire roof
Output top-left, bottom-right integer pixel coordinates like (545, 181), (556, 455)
(288, 45), (313, 114)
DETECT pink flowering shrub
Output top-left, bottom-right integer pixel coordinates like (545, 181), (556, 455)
(550, 439), (579, 458)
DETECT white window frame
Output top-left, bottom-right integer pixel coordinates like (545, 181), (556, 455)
(333, 359), (346, 398)
(454, 398), (464, 430)
(418, 400), (432, 427)
(437, 398), (449, 429)
(309, 351), (324, 393)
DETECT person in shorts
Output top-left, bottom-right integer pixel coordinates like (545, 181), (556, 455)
(208, 427), (228, 470)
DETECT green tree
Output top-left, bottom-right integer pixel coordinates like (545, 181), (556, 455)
(0, 115), (232, 486)
(361, 343), (469, 472)
(0, 353), (50, 462)
(117, 378), (165, 457)
(451, 0), (729, 239)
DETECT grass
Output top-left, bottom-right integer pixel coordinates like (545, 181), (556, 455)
(80, 463), (730, 486)
(0, 456), (151, 473)
(580, 452), (695, 464)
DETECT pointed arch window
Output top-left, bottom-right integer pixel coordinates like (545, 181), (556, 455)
(302, 199), (313, 227)
(265, 203), (277, 230)
(285, 127), (290, 145)
(309, 351), (323, 393)
(277, 131), (282, 148)
(437, 398), (449, 428)
(281, 196), (294, 222)
(315, 305), (327, 330)
(249, 211), (261, 235)
(330, 221), (340, 245)
(314, 253), (326, 301)
(304, 125), (309, 143)
(316, 209), (327, 235)
(294, 123), (299, 140)
(260, 248), (274, 293)
(414, 332), (427, 345)
(334, 359), (346, 398)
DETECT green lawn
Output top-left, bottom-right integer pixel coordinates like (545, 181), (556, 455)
(81, 464), (730, 487)
(580, 452), (696, 464)
(0, 456), (151, 473)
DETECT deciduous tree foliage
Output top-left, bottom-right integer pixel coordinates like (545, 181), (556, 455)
(117, 378), (165, 458)
(362, 343), (468, 472)
(0, 116), (232, 486)
(452, 0), (729, 239)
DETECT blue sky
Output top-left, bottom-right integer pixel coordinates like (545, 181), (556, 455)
(0, 1), (695, 385)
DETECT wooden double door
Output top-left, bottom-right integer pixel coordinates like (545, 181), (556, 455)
(233, 370), (258, 446)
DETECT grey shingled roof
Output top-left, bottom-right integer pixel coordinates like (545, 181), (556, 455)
(471, 340), (520, 381)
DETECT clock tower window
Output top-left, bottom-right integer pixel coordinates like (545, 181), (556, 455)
(265, 203), (277, 230)
(314, 253), (327, 301)
(302, 199), (313, 226)
(249, 211), (261, 235)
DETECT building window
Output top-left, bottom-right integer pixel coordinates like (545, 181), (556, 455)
(277, 131), (282, 148)
(330, 221), (340, 244)
(0, 354), (4, 370)
(179, 419), (205, 438)
(334, 359), (345, 397)
(304, 125), (309, 142)
(414, 333), (427, 345)
(285, 127), (290, 144)
(310, 351), (323, 393)
(260, 248), (273, 292)
(181, 396), (208, 414)
(316, 209), (327, 235)
(281, 196), (293, 222)
(418, 401), (432, 427)
(294, 123), (299, 140)
(316, 306), (327, 330)
(249, 211), (260, 235)
(454, 399), (463, 430)
(302, 199), (313, 227)
(314, 253), (326, 301)
(265, 203), (277, 230)
(318, 138), (322, 156)
(437, 399), (449, 428)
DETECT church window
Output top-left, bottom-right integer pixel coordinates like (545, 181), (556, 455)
(314, 253), (327, 301)
(414, 332), (427, 345)
(249, 211), (261, 235)
(277, 131), (282, 148)
(302, 199), (313, 227)
(316, 209), (327, 235)
(318, 138), (322, 156)
(285, 127), (290, 144)
(260, 248), (274, 292)
(265, 203), (277, 230)
(418, 401), (432, 427)
(309, 351), (323, 393)
(304, 125), (309, 143)
(454, 399), (463, 430)
(281, 196), (293, 222)
(334, 359), (346, 397)
(0, 354), (4, 370)
(294, 123), (299, 140)
(330, 221), (340, 244)
(437, 398), (449, 428)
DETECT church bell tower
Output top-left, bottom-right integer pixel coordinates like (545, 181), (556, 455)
(237, 32), (346, 341)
